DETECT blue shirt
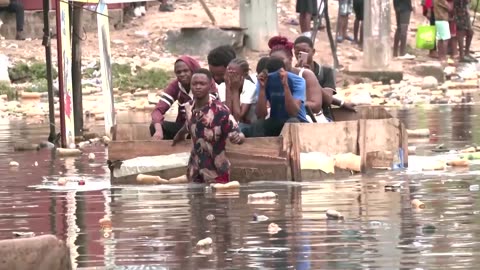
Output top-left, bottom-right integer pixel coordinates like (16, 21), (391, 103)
(255, 71), (308, 123)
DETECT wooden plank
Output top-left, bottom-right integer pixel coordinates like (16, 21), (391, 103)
(111, 155), (289, 184)
(288, 124), (302, 181)
(114, 123), (152, 141)
(332, 106), (394, 122)
(359, 119), (367, 172)
(295, 122), (359, 155)
(366, 151), (395, 168)
(108, 137), (285, 161)
(360, 118), (402, 171)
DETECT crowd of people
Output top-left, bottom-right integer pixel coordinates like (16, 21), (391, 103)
(151, 35), (356, 183)
(422, 0), (477, 63)
(295, 0), (476, 63)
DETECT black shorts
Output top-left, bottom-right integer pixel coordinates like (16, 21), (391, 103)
(296, 0), (318, 16)
(353, 0), (364, 20)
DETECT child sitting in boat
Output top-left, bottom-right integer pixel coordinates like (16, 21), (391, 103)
(172, 69), (245, 184)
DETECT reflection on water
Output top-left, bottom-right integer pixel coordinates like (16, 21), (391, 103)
(1, 105), (480, 269)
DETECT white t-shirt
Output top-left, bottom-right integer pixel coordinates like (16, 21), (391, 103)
(217, 78), (257, 123)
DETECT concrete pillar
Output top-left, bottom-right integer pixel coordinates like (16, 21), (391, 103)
(363, 0), (391, 69)
(239, 0), (278, 51)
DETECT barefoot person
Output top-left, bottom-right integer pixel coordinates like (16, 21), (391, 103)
(454, 0), (477, 62)
(447, 0), (457, 59)
(151, 56), (217, 140)
(352, 0), (364, 48)
(434, 0), (452, 63)
(336, 0), (353, 42)
(172, 69), (245, 184)
(296, 0), (318, 37)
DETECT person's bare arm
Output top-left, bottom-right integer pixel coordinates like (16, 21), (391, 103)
(172, 124), (188, 146)
(321, 88), (334, 107)
(302, 69), (323, 113)
(239, 104), (252, 123)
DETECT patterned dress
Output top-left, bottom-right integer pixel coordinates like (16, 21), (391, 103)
(454, 0), (471, 30)
(183, 98), (241, 184)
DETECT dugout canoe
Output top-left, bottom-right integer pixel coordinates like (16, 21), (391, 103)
(107, 106), (408, 184)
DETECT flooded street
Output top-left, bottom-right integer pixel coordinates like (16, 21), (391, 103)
(1, 105), (480, 269)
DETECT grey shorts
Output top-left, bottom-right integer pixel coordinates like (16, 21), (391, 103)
(339, 0), (353, 16)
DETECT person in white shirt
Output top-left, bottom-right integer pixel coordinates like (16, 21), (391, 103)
(224, 58), (257, 131)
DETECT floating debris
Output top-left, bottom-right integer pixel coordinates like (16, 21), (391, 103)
(411, 199), (425, 209)
(210, 181), (240, 190)
(253, 214), (269, 222)
(56, 148), (82, 157)
(196, 237), (213, 247)
(422, 224), (436, 234)
(446, 159), (469, 167)
(248, 192), (278, 200)
(57, 177), (68, 186)
(88, 153), (96, 161)
(206, 214), (215, 221)
(326, 209), (344, 220)
(228, 247), (290, 254)
(469, 185), (479, 192)
(268, 223), (282, 234)
(9, 161), (19, 167)
(12, 232), (35, 238)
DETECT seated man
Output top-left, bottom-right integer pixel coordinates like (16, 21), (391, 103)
(293, 36), (356, 120)
(150, 56), (217, 140)
(207, 45), (237, 91)
(244, 58), (308, 137)
(172, 69), (245, 184)
(0, 0), (25, 40)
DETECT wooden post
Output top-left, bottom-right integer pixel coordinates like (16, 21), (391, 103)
(239, 0), (278, 51)
(42, 0), (56, 143)
(72, 3), (83, 136)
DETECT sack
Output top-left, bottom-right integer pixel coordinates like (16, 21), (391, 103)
(416, 25), (436, 50)
(0, 0), (9, 7)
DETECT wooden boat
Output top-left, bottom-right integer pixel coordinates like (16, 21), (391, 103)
(107, 106), (408, 184)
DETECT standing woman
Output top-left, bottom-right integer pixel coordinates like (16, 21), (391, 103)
(150, 56), (217, 140)
(393, 0), (415, 59)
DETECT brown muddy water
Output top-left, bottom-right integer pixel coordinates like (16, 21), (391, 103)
(1, 105), (480, 270)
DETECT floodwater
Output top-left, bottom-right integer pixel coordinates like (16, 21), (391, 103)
(1, 105), (480, 269)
